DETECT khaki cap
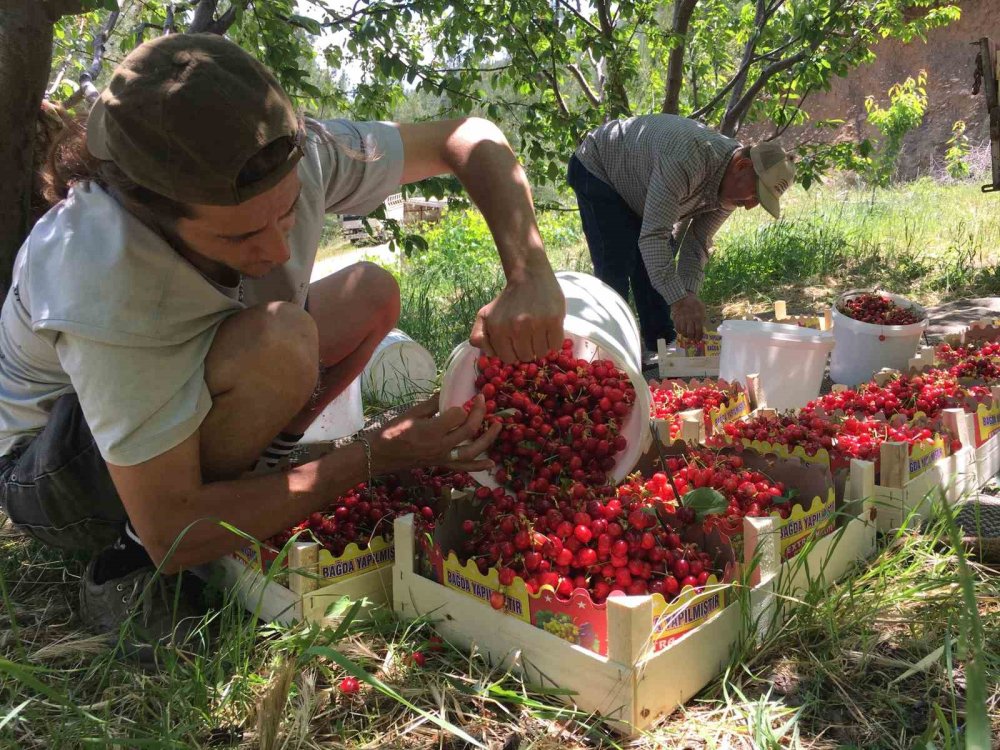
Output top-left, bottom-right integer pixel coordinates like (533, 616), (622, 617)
(749, 142), (795, 219)
(87, 33), (303, 206)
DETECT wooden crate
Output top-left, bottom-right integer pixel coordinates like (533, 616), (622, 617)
(868, 409), (980, 531)
(196, 541), (394, 626)
(774, 459), (878, 599)
(649, 374), (762, 446)
(392, 513), (781, 734)
(656, 337), (719, 379)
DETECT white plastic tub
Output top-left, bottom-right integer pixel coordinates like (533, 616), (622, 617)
(439, 271), (652, 488)
(300, 376), (365, 444)
(362, 329), (437, 403)
(718, 321), (835, 411)
(829, 290), (928, 386)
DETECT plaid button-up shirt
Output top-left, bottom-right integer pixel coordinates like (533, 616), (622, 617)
(574, 114), (739, 305)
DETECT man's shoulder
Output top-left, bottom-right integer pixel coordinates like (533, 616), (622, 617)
(22, 184), (238, 346)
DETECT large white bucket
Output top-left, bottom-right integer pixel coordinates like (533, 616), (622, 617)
(829, 290), (928, 386)
(440, 271), (652, 488)
(719, 320), (835, 411)
(362, 329), (437, 403)
(300, 376), (365, 444)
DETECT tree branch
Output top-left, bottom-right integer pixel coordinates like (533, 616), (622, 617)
(661, 0), (699, 114)
(721, 50), (807, 136)
(164, 3), (176, 34)
(509, 21), (569, 117)
(554, 0), (600, 34)
(208, 0), (249, 34)
(723, 0), (766, 121)
(594, 0), (614, 37)
(689, 34), (803, 120)
(568, 63), (601, 107)
(63, 8), (120, 108)
(189, 0), (218, 32)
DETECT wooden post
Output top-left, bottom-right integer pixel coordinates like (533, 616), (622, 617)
(288, 541), (320, 596)
(679, 409), (704, 443)
(847, 459), (877, 505)
(990, 385), (1000, 406)
(652, 418), (673, 446)
(606, 595), (654, 666)
(746, 373), (764, 410)
(941, 408), (974, 451)
(393, 515), (416, 576)
(879, 442), (910, 489)
(822, 309), (833, 331)
(773, 301), (787, 321)
(742, 515), (779, 587)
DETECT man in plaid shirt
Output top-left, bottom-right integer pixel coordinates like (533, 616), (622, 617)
(568, 114), (795, 361)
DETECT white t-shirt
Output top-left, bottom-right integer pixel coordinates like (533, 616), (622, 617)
(0, 119), (404, 466)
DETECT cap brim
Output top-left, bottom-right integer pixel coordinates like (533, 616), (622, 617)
(757, 178), (781, 219)
(86, 97), (113, 161)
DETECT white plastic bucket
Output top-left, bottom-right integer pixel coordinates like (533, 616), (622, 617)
(439, 271), (652, 488)
(362, 329), (437, 403)
(829, 290), (928, 386)
(300, 376), (365, 444)
(718, 320), (835, 411)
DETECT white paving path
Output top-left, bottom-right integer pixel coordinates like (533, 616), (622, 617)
(310, 242), (399, 282)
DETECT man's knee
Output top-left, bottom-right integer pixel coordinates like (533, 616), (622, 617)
(356, 261), (401, 328)
(208, 302), (319, 400)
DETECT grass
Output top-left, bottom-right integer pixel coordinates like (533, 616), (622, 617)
(1, 177), (999, 748)
(1, 498), (996, 748)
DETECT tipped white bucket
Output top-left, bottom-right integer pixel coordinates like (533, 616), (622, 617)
(440, 271), (652, 488)
(719, 320), (835, 411)
(362, 329), (437, 403)
(300, 376), (365, 444)
(829, 290), (928, 386)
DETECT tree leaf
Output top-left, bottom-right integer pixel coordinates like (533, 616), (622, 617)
(289, 14), (322, 35)
(681, 487), (728, 521)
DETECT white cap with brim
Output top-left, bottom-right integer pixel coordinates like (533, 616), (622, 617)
(749, 142), (795, 220)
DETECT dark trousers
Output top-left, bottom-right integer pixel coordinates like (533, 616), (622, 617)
(0, 394), (126, 552)
(567, 154), (675, 351)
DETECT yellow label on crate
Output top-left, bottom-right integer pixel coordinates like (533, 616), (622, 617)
(232, 544), (263, 572)
(776, 491), (837, 560)
(974, 401), (1000, 446)
(317, 536), (395, 583)
(650, 580), (727, 648)
(676, 332), (722, 357)
(740, 439), (832, 468)
(441, 553), (532, 622)
(907, 437), (947, 479)
(708, 392), (751, 434)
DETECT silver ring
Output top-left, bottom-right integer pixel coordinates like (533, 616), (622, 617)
(449, 448), (460, 462)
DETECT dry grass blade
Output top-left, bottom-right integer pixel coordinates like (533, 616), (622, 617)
(28, 633), (110, 662)
(257, 660), (296, 750)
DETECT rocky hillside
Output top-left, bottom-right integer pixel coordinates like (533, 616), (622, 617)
(743, 0), (996, 180)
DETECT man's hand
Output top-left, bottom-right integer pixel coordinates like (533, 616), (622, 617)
(470, 269), (565, 362)
(371, 393), (502, 473)
(670, 293), (706, 341)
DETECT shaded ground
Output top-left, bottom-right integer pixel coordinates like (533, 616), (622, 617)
(924, 297), (1000, 338)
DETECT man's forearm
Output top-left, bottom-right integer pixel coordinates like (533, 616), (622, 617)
(441, 118), (552, 281)
(147, 442), (371, 573)
(638, 234), (688, 306)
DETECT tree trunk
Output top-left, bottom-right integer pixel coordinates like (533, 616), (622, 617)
(661, 0), (699, 115)
(0, 2), (60, 298)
